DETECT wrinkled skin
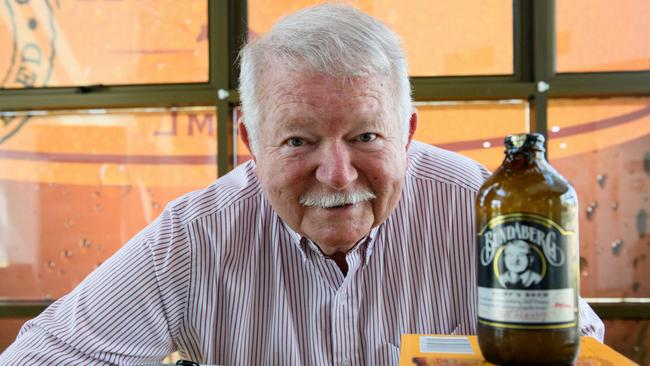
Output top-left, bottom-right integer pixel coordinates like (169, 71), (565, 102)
(240, 67), (417, 265)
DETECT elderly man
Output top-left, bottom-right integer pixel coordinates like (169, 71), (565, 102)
(0, 4), (603, 366)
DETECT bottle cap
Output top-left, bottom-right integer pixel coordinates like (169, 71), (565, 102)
(505, 133), (545, 152)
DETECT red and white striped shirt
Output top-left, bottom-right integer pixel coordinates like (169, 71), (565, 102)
(0, 142), (604, 366)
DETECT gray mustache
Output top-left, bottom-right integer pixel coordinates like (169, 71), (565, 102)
(300, 190), (376, 208)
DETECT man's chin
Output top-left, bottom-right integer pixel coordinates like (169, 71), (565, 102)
(311, 236), (362, 256)
(306, 222), (370, 255)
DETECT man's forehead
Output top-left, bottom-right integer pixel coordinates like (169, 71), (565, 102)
(261, 71), (381, 103)
(274, 113), (387, 132)
(259, 63), (388, 92)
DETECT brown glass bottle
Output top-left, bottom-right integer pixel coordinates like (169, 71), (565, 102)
(476, 133), (579, 365)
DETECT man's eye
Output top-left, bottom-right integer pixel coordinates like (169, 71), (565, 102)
(357, 133), (377, 143)
(286, 137), (305, 147)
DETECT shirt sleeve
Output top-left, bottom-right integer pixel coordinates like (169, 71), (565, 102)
(0, 209), (191, 366)
(578, 297), (605, 342)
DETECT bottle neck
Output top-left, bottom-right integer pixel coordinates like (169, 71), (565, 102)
(504, 149), (546, 169)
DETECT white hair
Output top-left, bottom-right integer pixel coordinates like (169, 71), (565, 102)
(238, 3), (413, 155)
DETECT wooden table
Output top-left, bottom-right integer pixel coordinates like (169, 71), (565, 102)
(399, 335), (637, 365)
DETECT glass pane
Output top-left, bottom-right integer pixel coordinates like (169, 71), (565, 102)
(0, 107), (217, 300)
(414, 100), (529, 170)
(556, 0), (650, 73)
(0, 1), (208, 88)
(247, 0), (513, 76)
(548, 98), (650, 298)
(0, 318), (28, 352)
(603, 319), (650, 365)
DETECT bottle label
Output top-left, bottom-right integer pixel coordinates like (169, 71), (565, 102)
(477, 213), (577, 329)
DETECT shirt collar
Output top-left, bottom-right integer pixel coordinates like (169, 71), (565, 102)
(281, 219), (381, 267)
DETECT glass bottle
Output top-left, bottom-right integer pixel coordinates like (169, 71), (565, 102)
(476, 133), (580, 365)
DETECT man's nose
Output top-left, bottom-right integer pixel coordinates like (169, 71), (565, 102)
(315, 142), (358, 190)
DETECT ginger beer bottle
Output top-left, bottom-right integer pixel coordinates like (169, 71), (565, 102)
(476, 133), (579, 365)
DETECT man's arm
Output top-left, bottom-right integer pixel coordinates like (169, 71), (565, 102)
(578, 298), (605, 341)
(0, 210), (191, 365)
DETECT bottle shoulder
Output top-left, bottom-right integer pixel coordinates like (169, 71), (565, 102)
(478, 165), (576, 203)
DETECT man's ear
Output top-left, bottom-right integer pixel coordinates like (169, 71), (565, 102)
(405, 108), (418, 151)
(238, 112), (256, 162)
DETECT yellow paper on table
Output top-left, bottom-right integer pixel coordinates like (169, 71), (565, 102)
(398, 335), (638, 366)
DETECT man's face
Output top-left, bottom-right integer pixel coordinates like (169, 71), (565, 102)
(243, 68), (415, 255)
(504, 247), (529, 274)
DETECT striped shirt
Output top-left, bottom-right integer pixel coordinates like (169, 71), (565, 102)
(0, 141), (604, 366)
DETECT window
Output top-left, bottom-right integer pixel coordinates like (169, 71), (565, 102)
(0, 107), (217, 299)
(0, 0), (209, 88)
(414, 100), (528, 170)
(548, 98), (650, 298)
(556, 0), (650, 73)
(247, 0), (513, 76)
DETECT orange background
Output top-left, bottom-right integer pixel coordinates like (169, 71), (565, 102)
(0, 0), (208, 88)
(248, 0), (513, 76)
(556, 0), (650, 72)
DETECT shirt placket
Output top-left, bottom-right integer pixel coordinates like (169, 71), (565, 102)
(331, 249), (362, 366)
